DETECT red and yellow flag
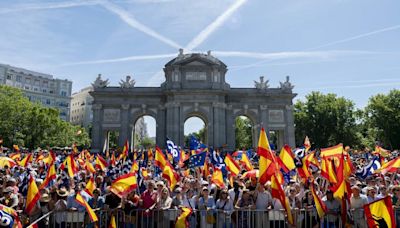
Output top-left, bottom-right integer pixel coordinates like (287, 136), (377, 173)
(270, 174), (293, 225)
(109, 214), (117, 228)
(26, 175), (41, 214)
(240, 152), (253, 171)
(76, 192), (98, 222)
(110, 173), (137, 198)
(203, 161), (210, 179)
(121, 140), (129, 159)
(95, 155), (107, 171)
(162, 163), (179, 191)
(175, 207), (193, 228)
(64, 155), (78, 178)
(310, 183), (327, 218)
(85, 160), (96, 174)
(148, 148), (154, 161)
(211, 168), (225, 189)
(304, 136), (311, 152)
(258, 128), (278, 185)
(40, 163), (56, 190)
(155, 147), (168, 169)
(278, 145), (295, 172)
(110, 152), (116, 167)
(10, 152), (21, 161)
(19, 153), (32, 167)
(85, 177), (96, 197)
(131, 161), (139, 174)
(375, 157), (400, 175)
(224, 154), (240, 176)
(364, 196), (396, 228)
(43, 151), (56, 166)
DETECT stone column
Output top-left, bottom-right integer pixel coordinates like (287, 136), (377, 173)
(119, 104), (130, 146)
(91, 104), (103, 152)
(285, 104), (296, 147)
(225, 105), (235, 151)
(212, 102), (226, 149)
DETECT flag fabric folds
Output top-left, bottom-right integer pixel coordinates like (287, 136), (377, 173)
(258, 128), (278, 185)
(240, 152), (253, 171)
(40, 163), (56, 190)
(26, 175), (41, 214)
(109, 214), (117, 228)
(19, 153), (32, 167)
(375, 157), (400, 175)
(364, 196), (396, 228)
(155, 147), (168, 169)
(162, 163), (179, 190)
(166, 138), (180, 164)
(270, 174), (293, 225)
(110, 173), (137, 198)
(224, 154), (240, 176)
(189, 152), (206, 168)
(211, 168), (225, 189)
(278, 145), (295, 172)
(175, 207), (193, 228)
(75, 192), (98, 222)
(356, 156), (381, 179)
(0, 204), (22, 228)
(85, 177), (96, 197)
(310, 183), (327, 218)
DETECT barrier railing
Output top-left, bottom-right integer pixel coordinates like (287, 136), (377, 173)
(27, 207), (400, 228)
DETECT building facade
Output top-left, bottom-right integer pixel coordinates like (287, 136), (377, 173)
(90, 51), (296, 151)
(70, 86), (93, 128)
(0, 64), (72, 121)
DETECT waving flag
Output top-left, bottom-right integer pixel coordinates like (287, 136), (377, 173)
(210, 149), (224, 166)
(85, 160), (96, 174)
(85, 177), (96, 197)
(175, 207), (193, 228)
(95, 155), (107, 171)
(304, 136), (311, 152)
(356, 156), (381, 179)
(189, 152), (206, 168)
(375, 157), (400, 175)
(240, 152), (253, 171)
(211, 168), (225, 189)
(26, 175), (41, 214)
(40, 163), (56, 190)
(270, 174), (293, 225)
(61, 155), (78, 178)
(258, 128), (278, 185)
(278, 145), (295, 172)
(109, 214), (117, 228)
(189, 135), (200, 150)
(166, 138), (180, 164)
(310, 183), (327, 218)
(19, 153), (32, 167)
(0, 204), (22, 228)
(120, 140), (129, 160)
(162, 163), (179, 190)
(224, 154), (240, 176)
(155, 147), (168, 169)
(364, 196), (396, 228)
(110, 173), (137, 197)
(76, 192), (98, 222)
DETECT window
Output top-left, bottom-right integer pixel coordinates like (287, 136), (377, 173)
(49, 90), (54, 94)
(34, 88), (38, 91)
(46, 99), (50, 105)
(42, 89), (47, 93)
(34, 80), (40, 86)
(16, 76), (22, 82)
(25, 78), (31, 84)
(61, 91), (67, 96)
(43, 81), (48, 87)
(25, 86), (30, 90)
(6, 74), (12, 80)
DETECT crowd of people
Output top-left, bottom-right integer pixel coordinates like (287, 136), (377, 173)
(0, 144), (399, 228)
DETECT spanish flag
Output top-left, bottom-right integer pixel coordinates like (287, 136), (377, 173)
(320, 157), (338, 184)
(155, 147), (168, 169)
(10, 152), (21, 161)
(148, 148), (154, 161)
(95, 155), (107, 170)
(131, 160), (139, 174)
(364, 196), (396, 228)
(310, 183), (327, 218)
(304, 136), (311, 152)
(121, 139), (129, 159)
(76, 192), (98, 222)
(110, 152), (116, 167)
(162, 163), (179, 190)
(278, 145), (295, 172)
(85, 160), (96, 174)
(258, 128), (278, 185)
(240, 152), (253, 171)
(203, 161), (210, 179)
(26, 175), (41, 214)
(61, 154), (78, 178)
(19, 153), (32, 167)
(85, 177), (96, 197)
(175, 207), (193, 228)
(375, 157), (400, 175)
(109, 214), (117, 228)
(110, 173), (137, 198)
(43, 151), (56, 166)
(224, 154), (240, 176)
(211, 168), (225, 189)
(40, 163), (56, 190)
(270, 174), (293, 225)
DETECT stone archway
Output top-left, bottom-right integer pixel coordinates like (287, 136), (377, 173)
(183, 113), (208, 148)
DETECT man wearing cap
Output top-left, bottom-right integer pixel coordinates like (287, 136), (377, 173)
(0, 186), (18, 209)
(350, 185), (368, 228)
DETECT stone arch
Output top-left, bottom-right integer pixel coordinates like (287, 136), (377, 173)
(233, 109), (259, 149)
(130, 109), (158, 149)
(182, 107), (211, 147)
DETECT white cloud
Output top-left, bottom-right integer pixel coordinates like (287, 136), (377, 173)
(0, 0), (101, 14)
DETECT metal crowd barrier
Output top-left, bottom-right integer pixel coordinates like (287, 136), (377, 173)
(28, 207), (400, 228)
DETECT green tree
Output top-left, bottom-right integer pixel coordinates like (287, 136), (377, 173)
(235, 116), (253, 149)
(0, 85), (90, 149)
(294, 92), (361, 148)
(365, 89), (400, 149)
(138, 136), (155, 149)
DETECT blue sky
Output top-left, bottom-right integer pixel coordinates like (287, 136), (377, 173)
(1, 0), (400, 137)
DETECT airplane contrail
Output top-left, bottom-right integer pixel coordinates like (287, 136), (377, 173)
(308, 24), (400, 50)
(147, 0), (248, 85)
(0, 0), (101, 14)
(59, 53), (176, 66)
(185, 0), (248, 51)
(100, 1), (182, 49)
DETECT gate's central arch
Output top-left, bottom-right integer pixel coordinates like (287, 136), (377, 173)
(90, 50), (296, 151)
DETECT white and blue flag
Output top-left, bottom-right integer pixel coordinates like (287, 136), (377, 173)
(356, 156), (381, 179)
(166, 138), (180, 164)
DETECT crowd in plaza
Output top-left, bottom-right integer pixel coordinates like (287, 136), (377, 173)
(0, 134), (399, 228)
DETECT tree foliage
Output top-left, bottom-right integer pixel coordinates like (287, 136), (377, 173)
(365, 89), (400, 149)
(294, 92), (360, 148)
(0, 85), (90, 149)
(235, 116), (253, 149)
